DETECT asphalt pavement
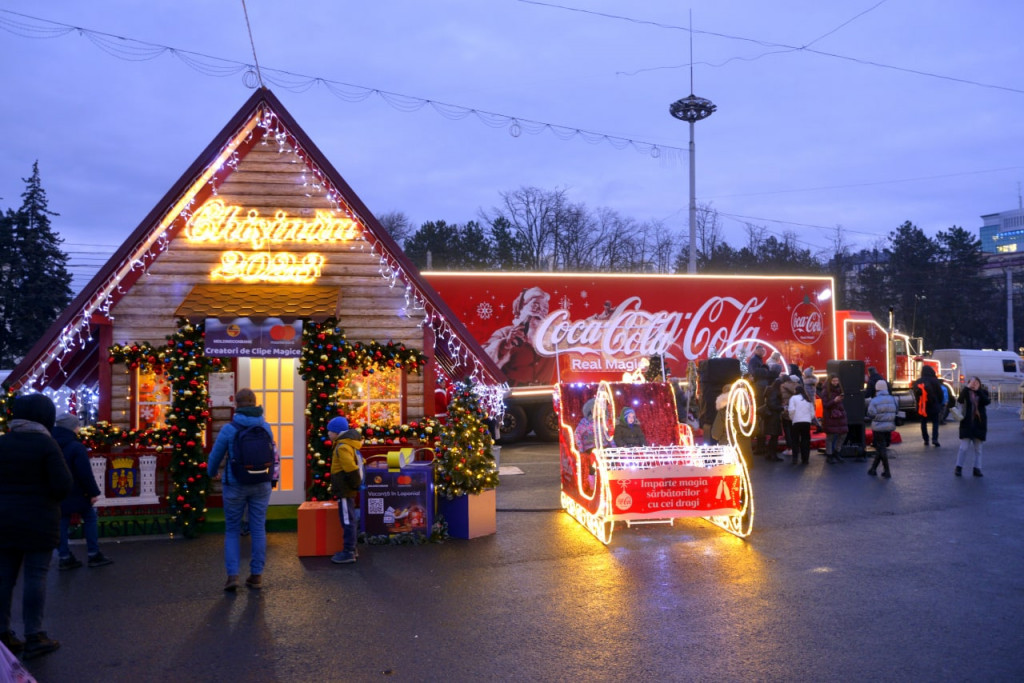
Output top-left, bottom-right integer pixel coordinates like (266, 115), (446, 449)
(10, 407), (1024, 682)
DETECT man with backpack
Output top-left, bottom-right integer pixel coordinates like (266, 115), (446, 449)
(208, 388), (278, 592)
(913, 365), (945, 448)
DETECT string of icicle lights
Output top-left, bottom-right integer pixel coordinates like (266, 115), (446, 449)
(18, 103), (509, 414)
(0, 10), (683, 161)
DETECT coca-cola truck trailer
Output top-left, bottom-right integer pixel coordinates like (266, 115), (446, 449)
(423, 272), (923, 442)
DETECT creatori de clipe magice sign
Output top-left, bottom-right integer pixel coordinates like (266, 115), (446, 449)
(183, 198), (362, 284)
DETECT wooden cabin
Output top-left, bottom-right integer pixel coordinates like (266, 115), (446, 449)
(3, 89), (503, 520)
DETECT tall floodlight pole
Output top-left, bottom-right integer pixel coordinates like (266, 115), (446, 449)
(670, 16), (715, 274)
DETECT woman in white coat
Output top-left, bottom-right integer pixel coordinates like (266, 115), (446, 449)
(787, 383), (816, 465)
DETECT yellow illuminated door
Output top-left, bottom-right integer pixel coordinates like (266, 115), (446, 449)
(239, 358), (305, 505)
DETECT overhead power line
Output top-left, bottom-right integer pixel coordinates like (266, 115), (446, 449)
(0, 10), (684, 159)
(707, 166), (1024, 201)
(519, 0), (1024, 95)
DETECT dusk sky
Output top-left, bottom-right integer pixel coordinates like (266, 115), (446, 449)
(2, 1), (1022, 292)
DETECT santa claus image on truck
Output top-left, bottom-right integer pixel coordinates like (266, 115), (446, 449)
(481, 286), (556, 387)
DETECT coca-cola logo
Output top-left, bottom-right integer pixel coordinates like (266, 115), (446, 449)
(791, 301), (824, 344)
(531, 295), (765, 361)
(681, 296), (765, 359)
(532, 296), (683, 359)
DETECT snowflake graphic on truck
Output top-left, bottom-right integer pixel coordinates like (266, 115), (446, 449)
(476, 302), (494, 320)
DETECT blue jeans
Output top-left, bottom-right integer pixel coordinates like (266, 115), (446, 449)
(337, 497), (357, 552)
(59, 506), (100, 558)
(222, 482), (272, 576)
(826, 433), (846, 455)
(0, 549), (52, 636)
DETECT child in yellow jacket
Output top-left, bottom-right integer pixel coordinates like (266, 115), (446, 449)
(327, 417), (363, 564)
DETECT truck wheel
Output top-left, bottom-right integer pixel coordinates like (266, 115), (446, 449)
(498, 405), (528, 444)
(531, 404), (560, 442)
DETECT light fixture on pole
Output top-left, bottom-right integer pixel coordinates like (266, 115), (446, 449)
(670, 14), (715, 275)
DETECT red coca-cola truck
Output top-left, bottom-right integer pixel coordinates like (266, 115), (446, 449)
(423, 272), (927, 442)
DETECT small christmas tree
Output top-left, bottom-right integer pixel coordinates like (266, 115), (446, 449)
(435, 379), (500, 500)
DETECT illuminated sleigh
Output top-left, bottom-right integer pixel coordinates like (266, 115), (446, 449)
(557, 380), (754, 544)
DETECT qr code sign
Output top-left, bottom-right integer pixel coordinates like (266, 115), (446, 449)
(367, 498), (384, 515)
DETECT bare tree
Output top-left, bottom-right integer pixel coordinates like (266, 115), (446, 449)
(647, 220), (679, 273)
(554, 201), (601, 271)
(695, 202), (722, 262)
(487, 187), (568, 270)
(376, 210), (414, 248)
(743, 222), (767, 252)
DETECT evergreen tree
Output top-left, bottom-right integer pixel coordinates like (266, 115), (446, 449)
(0, 162), (72, 367)
(489, 215), (530, 270)
(0, 209), (17, 367)
(931, 226), (1002, 348)
(884, 222), (941, 338)
(434, 379), (499, 499)
(849, 249), (892, 318)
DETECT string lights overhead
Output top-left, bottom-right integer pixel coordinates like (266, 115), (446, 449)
(0, 10), (683, 160)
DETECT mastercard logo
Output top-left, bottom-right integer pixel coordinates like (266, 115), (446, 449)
(226, 324), (241, 337)
(269, 325), (297, 341)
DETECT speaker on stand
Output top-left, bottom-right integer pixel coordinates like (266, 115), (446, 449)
(827, 360), (866, 458)
(698, 358), (741, 445)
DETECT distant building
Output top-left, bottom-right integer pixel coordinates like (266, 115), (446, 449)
(980, 207), (1024, 254)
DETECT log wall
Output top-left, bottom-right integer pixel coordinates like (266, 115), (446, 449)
(107, 142), (427, 430)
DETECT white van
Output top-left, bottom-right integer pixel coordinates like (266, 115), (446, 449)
(929, 349), (1024, 389)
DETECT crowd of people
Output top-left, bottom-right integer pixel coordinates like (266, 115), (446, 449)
(693, 346), (996, 482)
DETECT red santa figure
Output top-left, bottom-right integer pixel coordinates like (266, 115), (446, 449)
(483, 287), (556, 387)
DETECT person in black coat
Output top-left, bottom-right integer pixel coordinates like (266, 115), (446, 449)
(913, 365), (945, 447)
(864, 366), (890, 399)
(954, 377), (990, 477)
(53, 414), (113, 571)
(0, 394), (72, 660)
(758, 376), (785, 461)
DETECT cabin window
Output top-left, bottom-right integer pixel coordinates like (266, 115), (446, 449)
(336, 368), (404, 427)
(135, 369), (171, 430)
(1002, 359), (1016, 373)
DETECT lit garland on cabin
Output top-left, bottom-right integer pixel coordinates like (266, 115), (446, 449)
(107, 341), (168, 371)
(434, 379), (500, 500)
(163, 320), (220, 538)
(299, 318), (435, 501)
(0, 388), (15, 431)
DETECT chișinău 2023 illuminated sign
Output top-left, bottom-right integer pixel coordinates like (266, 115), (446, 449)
(183, 198), (360, 283)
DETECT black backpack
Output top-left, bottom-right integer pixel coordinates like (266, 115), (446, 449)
(229, 424), (276, 485)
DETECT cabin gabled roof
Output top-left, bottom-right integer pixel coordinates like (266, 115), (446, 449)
(5, 88), (504, 393)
